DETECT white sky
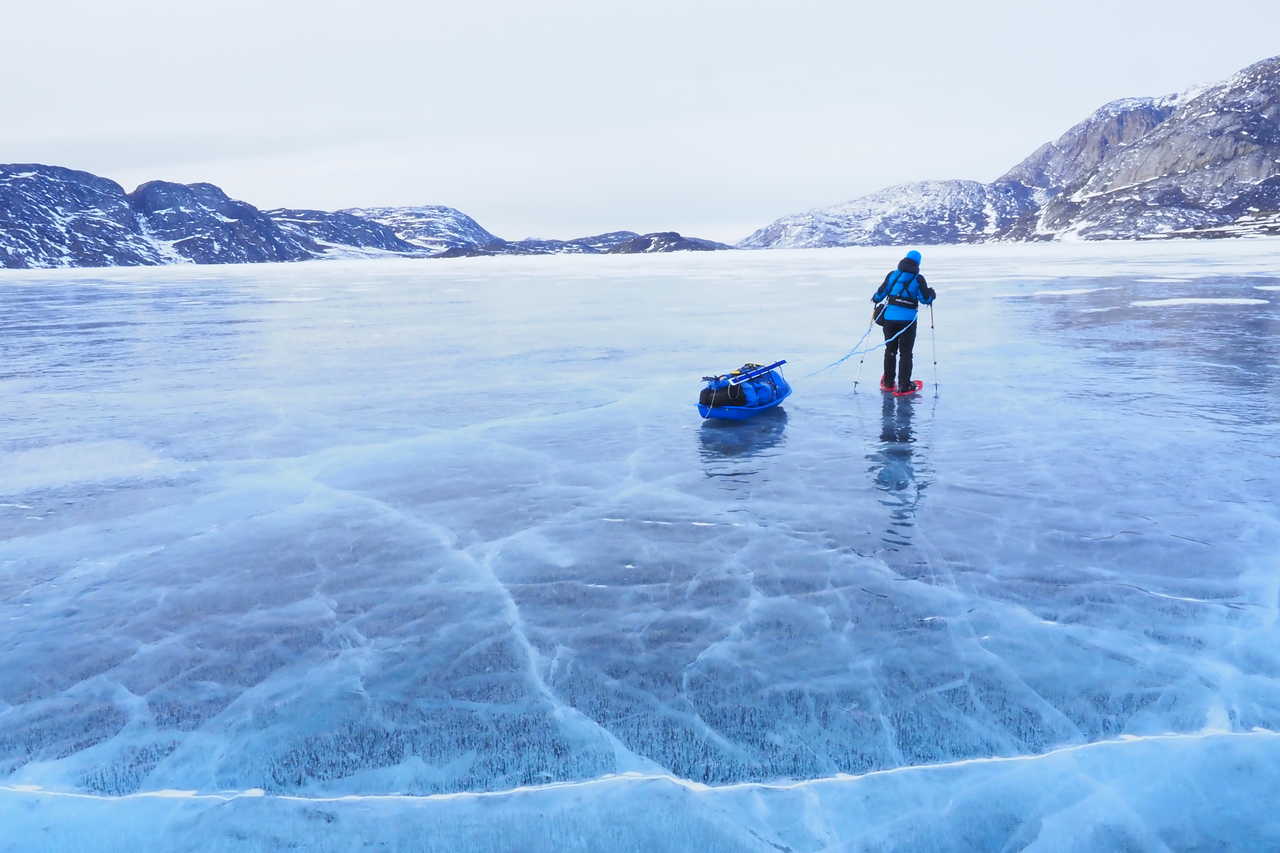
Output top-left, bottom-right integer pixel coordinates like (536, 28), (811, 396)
(4, 0), (1278, 242)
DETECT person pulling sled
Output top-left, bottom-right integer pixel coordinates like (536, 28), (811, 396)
(871, 250), (936, 396)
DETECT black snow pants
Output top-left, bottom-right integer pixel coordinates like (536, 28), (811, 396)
(882, 319), (918, 389)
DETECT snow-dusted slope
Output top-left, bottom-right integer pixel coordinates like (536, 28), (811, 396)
(266, 209), (422, 256)
(340, 205), (504, 254)
(739, 180), (1035, 248)
(743, 55), (1280, 247)
(129, 182), (316, 265)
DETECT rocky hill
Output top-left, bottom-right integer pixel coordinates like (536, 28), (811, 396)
(742, 55), (1280, 247)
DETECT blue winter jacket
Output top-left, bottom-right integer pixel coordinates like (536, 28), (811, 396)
(871, 258), (935, 323)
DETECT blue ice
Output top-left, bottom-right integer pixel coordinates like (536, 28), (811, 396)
(2, 240), (1279, 850)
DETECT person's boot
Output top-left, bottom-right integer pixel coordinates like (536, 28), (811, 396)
(879, 374), (895, 392)
(895, 380), (918, 396)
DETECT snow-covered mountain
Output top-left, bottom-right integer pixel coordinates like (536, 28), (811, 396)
(0, 166), (404, 269)
(1034, 57), (1280, 239)
(742, 55), (1280, 247)
(0, 170), (729, 269)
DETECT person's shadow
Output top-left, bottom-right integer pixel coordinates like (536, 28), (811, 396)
(867, 394), (928, 551)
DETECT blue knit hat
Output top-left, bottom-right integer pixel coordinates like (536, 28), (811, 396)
(905, 250), (922, 263)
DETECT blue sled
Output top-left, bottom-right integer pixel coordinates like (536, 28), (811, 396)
(697, 360), (792, 420)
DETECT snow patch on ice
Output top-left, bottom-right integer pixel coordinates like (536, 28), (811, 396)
(1130, 297), (1268, 307)
(1032, 287), (1113, 296)
(0, 441), (182, 492)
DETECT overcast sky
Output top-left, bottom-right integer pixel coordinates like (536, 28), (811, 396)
(5, 0), (1278, 242)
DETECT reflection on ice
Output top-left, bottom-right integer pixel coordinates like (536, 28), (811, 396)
(869, 394), (929, 552)
(697, 408), (788, 461)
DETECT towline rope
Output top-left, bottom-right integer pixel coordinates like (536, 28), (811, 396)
(805, 314), (917, 379)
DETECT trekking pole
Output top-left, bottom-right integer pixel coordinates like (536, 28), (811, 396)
(852, 305), (882, 392)
(929, 304), (939, 395)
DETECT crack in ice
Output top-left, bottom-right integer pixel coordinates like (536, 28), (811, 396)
(3, 728), (1274, 805)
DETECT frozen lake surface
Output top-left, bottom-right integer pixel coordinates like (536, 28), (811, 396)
(2, 241), (1279, 850)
